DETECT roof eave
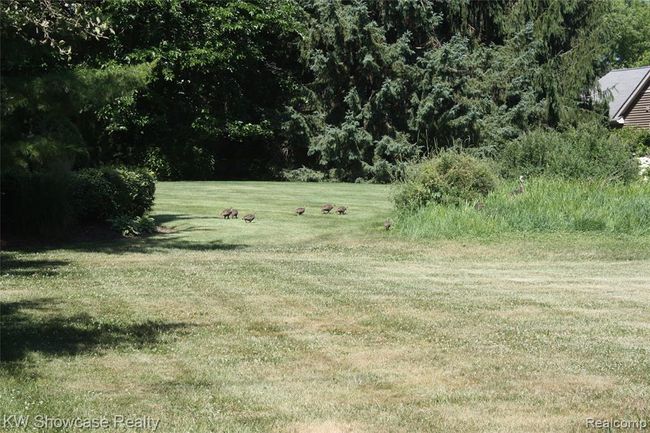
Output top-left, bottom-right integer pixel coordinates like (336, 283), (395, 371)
(613, 69), (650, 119)
(608, 117), (625, 127)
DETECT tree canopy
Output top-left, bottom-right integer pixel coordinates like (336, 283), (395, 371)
(2, 0), (649, 181)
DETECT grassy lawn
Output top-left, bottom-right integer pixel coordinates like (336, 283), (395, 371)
(2, 181), (650, 432)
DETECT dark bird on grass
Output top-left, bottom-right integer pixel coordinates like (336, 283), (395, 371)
(221, 208), (232, 219)
(384, 219), (392, 230)
(321, 204), (334, 214)
(243, 213), (256, 223)
(230, 209), (239, 219)
(336, 206), (347, 215)
(510, 176), (525, 196)
(295, 207), (305, 215)
(474, 201), (485, 211)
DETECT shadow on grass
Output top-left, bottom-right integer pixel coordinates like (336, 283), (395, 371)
(152, 213), (221, 224)
(2, 214), (248, 255)
(0, 299), (188, 373)
(56, 236), (247, 254)
(1, 254), (69, 276)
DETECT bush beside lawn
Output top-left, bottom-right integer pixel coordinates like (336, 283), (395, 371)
(1, 166), (155, 238)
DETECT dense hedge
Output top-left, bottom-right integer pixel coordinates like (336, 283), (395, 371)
(1, 167), (155, 237)
(73, 167), (155, 223)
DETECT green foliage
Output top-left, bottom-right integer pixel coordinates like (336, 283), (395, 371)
(394, 151), (498, 210)
(1, 0), (154, 174)
(72, 168), (119, 223)
(73, 167), (156, 223)
(292, 0), (615, 182)
(109, 215), (157, 237)
(113, 167), (157, 217)
(2, 0), (641, 181)
(1, 0), (112, 60)
(296, 0), (429, 181)
(609, 0), (650, 67)
(501, 122), (638, 182)
(397, 177), (650, 239)
(611, 127), (650, 156)
(96, 0), (303, 179)
(1, 63), (153, 173)
(143, 148), (173, 180)
(281, 167), (327, 182)
(1, 167), (155, 237)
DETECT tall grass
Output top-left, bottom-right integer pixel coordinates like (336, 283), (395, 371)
(396, 177), (650, 239)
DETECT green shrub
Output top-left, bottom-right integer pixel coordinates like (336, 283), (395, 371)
(1, 166), (156, 237)
(501, 123), (638, 182)
(112, 167), (156, 216)
(394, 151), (498, 210)
(72, 168), (117, 222)
(109, 214), (157, 237)
(281, 166), (327, 182)
(72, 166), (155, 223)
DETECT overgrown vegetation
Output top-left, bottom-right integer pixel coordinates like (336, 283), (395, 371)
(612, 127), (650, 157)
(394, 129), (645, 238)
(281, 166), (328, 183)
(500, 122), (639, 182)
(397, 177), (650, 239)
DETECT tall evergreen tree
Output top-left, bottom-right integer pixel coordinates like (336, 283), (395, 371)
(290, 0), (614, 181)
(1, 0), (149, 173)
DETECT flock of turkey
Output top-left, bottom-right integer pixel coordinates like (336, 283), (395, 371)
(219, 203), (394, 230)
(219, 203), (348, 224)
(217, 176), (524, 231)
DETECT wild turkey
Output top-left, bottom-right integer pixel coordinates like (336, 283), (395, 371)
(295, 207), (305, 216)
(230, 209), (239, 219)
(510, 175), (525, 196)
(243, 213), (255, 223)
(336, 206), (347, 215)
(474, 201), (485, 211)
(321, 204), (334, 214)
(384, 219), (392, 230)
(221, 208), (232, 219)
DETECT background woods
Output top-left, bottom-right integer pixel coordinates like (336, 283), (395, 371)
(3, 0), (649, 183)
